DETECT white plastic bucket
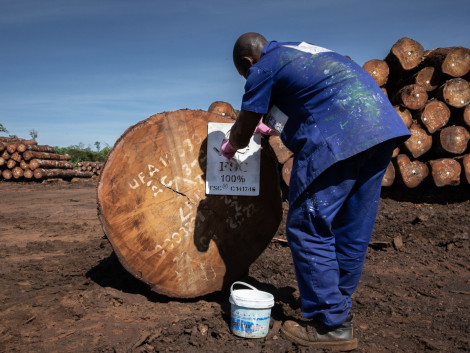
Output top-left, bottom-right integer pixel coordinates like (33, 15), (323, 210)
(229, 281), (274, 338)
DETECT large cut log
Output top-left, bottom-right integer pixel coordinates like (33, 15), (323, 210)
(23, 150), (71, 161)
(394, 106), (413, 128)
(395, 154), (429, 188)
(423, 47), (470, 77)
(17, 144), (56, 153)
(0, 137), (37, 145)
(269, 135), (293, 164)
(393, 84), (428, 110)
(386, 37), (425, 71)
(28, 159), (74, 170)
(382, 162), (395, 187)
(97, 109), (283, 298)
(428, 158), (461, 187)
(362, 59), (389, 87)
(434, 125), (470, 155)
(33, 168), (93, 179)
(282, 156), (294, 187)
(403, 123), (433, 158)
(438, 78), (470, 108)
(208, 101), (237, 120)
(416, 99), (450, 134)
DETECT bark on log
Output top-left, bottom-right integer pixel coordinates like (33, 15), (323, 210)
(382, 162), (395, 187)
(394, 106), (413, 128)
(97, 109), (283, 298)
(33, 168), (93, 179)
(434, 125), (470, 155)
(23, 169), (33, 179)
(282, 156), (294, 187)
(0, 137), (37, 145)
(28, 159), (74, 170)
(2, 169), (13, 180)
(428, 158), (461, 187)
(403, 123), (433, 158)
(12, 166), (23, 179)
(386, 37), (424, 71)
(268, 135), (293, 164)
(393, 84), (428, 110)
(438, 78), (470, 108)
(208, 101), (237, 120)
(23, 150), (71, 161)
(18, 144), (56, 153)
(395, 154), (429, 188)
(416, 99), (451, 134)
(363, 59), (389, 87)
(423, 46), (470, 77)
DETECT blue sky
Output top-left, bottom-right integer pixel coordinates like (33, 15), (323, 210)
(1, 0), (469, 148)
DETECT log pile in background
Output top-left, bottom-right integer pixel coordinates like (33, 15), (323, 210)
(0, 137), (93, 181)
(77, 161), (104, 176)
(265, 38), (470, 191)
(362, 38), (470, 188)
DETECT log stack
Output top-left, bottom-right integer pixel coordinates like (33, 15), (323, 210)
(364, 38), (470, 188)
(77, 161), (104, 176)
(266, 38), (469, 191)
(0, 137), (93, 181)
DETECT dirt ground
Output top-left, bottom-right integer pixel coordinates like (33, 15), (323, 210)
(0, 178), (469, 353)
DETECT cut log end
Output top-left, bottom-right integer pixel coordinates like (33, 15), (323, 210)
(362, 59), (389, 87)
(395, 154), (429, 188)
(429, 158), (461, 187)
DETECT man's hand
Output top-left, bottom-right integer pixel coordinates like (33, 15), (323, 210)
(220, 139), (237, 159)
(254, 119), (279, 136)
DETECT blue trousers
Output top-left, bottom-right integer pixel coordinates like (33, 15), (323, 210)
(286, 140), (395, 327)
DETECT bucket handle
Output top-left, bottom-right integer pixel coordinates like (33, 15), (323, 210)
(230, 281), (259, 306)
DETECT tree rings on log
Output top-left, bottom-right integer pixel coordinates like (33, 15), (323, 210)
(96, 110), (283, 298)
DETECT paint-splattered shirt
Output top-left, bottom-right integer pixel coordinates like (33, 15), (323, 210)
(241, 41), (410, 203)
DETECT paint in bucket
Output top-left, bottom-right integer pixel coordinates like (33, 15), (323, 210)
(229, 281), (274, 338)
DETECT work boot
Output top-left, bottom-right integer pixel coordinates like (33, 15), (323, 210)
(280, 315), (358, 351)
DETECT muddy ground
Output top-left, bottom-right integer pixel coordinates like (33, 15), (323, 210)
(0, 179), (469, 353)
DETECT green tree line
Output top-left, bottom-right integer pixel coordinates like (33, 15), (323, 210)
(55, 143), (111, 165)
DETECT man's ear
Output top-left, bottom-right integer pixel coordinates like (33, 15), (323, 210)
(240, 56), (254, 78)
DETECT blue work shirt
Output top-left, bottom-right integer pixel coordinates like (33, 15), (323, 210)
(241, 41), (410, 203)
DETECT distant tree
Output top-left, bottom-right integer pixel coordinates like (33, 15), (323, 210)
(29, 129), (38, 140)
(94, 141), (101, 152)
(0, 123), (8, 134)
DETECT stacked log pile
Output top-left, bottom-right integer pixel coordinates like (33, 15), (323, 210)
(363, 38), (470, 188)
(0, 137), (93, 181)
(77, 161), (104, 176)
(265, 38), (469, 191)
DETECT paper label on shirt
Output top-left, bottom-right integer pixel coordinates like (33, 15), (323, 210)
(283, 42), (332, 55)
(206, 122), (261, 196)
(265, 105), (289, 134)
